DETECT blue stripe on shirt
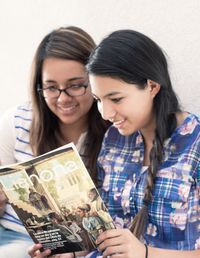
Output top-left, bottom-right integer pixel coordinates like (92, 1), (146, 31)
(14, 149), (33, 157)
(16, 137), (29, 144)
(14, 115), (32, 121)
(4, 211), (20, 221)
(0, 217), (23, 226)
(17, 106), (32, 112)
(15, 126), (30, 132)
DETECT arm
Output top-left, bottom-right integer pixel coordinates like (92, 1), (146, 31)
(96, 228), (200, 258)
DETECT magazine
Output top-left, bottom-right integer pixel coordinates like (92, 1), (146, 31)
(0, 143), (115, 255)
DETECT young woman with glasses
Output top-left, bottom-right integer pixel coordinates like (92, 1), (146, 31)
(0, 26), (110, 258)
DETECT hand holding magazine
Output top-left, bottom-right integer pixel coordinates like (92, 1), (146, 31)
(0, 143), (115, 255)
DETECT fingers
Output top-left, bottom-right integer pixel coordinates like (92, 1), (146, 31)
(96, 228), (136, 257)
(28, 243), (42, 257)
(96, 229), (122, 245)
(53, 253), (74, 257)
(28, 243), (51, 258)
(98, 235), (121, 252)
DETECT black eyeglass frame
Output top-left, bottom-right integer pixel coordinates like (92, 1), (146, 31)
(37, 83), (89, 99)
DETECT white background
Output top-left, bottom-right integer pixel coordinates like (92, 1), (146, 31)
(0, 0), (200, 116)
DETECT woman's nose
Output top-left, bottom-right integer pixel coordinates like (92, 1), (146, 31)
(99, 101), (116, 121)
(57, 90), (73, 102)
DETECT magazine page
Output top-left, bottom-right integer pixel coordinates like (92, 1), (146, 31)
(0, 143), (115, 255)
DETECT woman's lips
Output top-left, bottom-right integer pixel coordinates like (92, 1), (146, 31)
(58, 104), (78, 114)
(113, 119), (125, 129)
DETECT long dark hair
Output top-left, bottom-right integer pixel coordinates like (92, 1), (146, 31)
(87, 30), (180, 238)
(30, 26), (110, 183)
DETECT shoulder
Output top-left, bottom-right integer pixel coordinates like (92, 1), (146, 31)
(0, 105), (17, 136)
(174, 113), (200, 143)
(13, 102), (32, 132)
(14, 102), (32, 119)
(2, 102), (32, 139)
(0, 102), (32, 127)
(169, 112), (200, 176)
(0, 106), (16, 125)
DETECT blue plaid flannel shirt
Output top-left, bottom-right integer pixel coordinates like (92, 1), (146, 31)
(97, 113), (200, 250)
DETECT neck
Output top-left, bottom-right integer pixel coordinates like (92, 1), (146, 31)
(141, 125), (155, 149)
(58, 117), (88, 145)
(142, 137), (154, 166)
(141, 111), (188, 166)
(140, 116), (156, 166)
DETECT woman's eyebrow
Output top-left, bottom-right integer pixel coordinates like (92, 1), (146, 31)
(103, 91), (122, 98)
(92, 91), (121, 99)
(43, 76), (86, 83)
(68, 76), (86, 82)
(43, 80), (56, 83)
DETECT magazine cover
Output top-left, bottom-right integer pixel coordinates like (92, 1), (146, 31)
(0, 143), (115, 255)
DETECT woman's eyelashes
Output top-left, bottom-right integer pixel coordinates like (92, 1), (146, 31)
(110, 97), (123, 103)
(92, 94), (123, 104)
(43, 84), (57, 90)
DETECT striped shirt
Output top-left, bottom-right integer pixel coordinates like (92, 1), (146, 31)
(0, 102), (33, 233)
(97, 113), (200, 250)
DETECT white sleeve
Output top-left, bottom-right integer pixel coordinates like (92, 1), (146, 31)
(0, 107), (17, 165)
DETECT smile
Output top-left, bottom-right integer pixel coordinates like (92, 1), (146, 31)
(58, 105), (78, 113)
(113, 119), (125, 128)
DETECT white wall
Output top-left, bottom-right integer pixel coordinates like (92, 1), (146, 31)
(0, 0), (200, 116)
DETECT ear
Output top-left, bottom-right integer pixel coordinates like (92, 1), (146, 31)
(147, 79), (160, 98)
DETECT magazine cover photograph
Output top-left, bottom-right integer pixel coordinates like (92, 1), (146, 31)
(0, 143), (115, 255)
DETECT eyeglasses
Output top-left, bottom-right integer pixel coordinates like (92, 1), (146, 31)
(37, 82), (89, 99)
